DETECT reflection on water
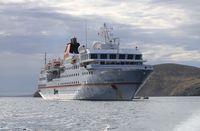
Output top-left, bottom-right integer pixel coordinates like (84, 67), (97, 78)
(0, 97), (200, 131)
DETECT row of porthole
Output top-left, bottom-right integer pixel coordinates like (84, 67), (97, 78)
(38, 84), (46, 88)
(89, 53), (142, 60)
(100, 61), (143, 65)
(39, 77), (46, 81)
(82, 71), (93, 75)
(60, 81), (80, 85)
(65, 65), (79, 70)
(61, 73), (79, 78)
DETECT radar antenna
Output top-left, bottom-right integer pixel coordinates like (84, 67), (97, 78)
(98, 23), (113, 44)
(44, 52), (47, 67)
(85, 19), (88, 48)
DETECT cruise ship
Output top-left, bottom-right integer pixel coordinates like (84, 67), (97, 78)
(38, 23), (153, 100)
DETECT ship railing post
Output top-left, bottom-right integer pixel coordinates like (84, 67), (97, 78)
(44, 52), (47, 67)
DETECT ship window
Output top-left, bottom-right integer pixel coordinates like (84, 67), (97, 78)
(90, 54), (98, 59)
(81, 54), (88, 60)
(127, 54), (133, 59)
(100, 61), (105, 65)
(119, 54), (125, 59)
(135, 55), (142, 60)
(121, 62), (125, 65)
(111, 62), (115, 64)
(100, 54), (107, 59)
(109, 54), (116, 59)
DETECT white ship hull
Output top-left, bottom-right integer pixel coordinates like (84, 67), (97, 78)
(39, 83), (140, 100)
(38, 69), (152, 100)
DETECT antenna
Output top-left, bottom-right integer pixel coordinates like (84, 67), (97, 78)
(103, 23), (108, 43)
(85, 19), (88, 48)
(44, 52), (47, 67)
(99, 23), (113, 44)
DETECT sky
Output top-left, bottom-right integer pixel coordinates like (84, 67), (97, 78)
(0, 0), (200, 95)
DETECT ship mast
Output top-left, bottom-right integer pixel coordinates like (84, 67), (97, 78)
(44, 52), (47, 67)
(99, 23), (113, 44)
(85, 19), (88, 48)
(98, 23), (120, 50)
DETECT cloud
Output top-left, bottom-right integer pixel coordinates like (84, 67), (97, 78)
(139, 44), (200, 67)
(0, 31), (10, 37)
(0, 0), (189, 29)
(0, 0), (200, 95)
(35, 0), (188, 29)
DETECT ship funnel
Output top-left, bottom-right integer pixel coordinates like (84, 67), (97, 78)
(71, 37), (77, 44)
(70, 37), (80, 54)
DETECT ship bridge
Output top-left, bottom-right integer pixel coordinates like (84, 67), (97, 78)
(77, 23), (147, 67)
(78, 46), (146, 67)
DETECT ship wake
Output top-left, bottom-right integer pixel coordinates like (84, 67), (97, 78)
(173, 110), (200, 131)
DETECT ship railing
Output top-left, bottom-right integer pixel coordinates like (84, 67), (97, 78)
(86, 64), (153, 70)
(79, 58), (147, 67)
(79, 58), (147, 64)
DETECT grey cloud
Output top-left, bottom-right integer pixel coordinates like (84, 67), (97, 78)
(0, 6), (84, 53)
(0, 0), (199, 95)
(0, 1), (199, 56)
(0, 4), (118, 54)
(150, 0), (200, 22)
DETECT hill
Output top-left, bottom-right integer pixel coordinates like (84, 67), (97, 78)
(137, 64), (200, 96)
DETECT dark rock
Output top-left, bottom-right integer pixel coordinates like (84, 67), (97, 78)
(33, 90), (41, 97)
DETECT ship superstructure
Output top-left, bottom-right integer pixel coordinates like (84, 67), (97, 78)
(38, 24), (153, 100)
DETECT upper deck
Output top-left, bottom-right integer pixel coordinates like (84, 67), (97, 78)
(86, 48), (141, 54)
(39, 23), (153, 83)
(63, 23), (146, 67)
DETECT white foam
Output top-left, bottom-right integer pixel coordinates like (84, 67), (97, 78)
(173, 110), (200, 131)
(103, 124), (111, 131)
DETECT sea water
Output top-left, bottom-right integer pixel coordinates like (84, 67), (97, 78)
(0, 97), (200, 131)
